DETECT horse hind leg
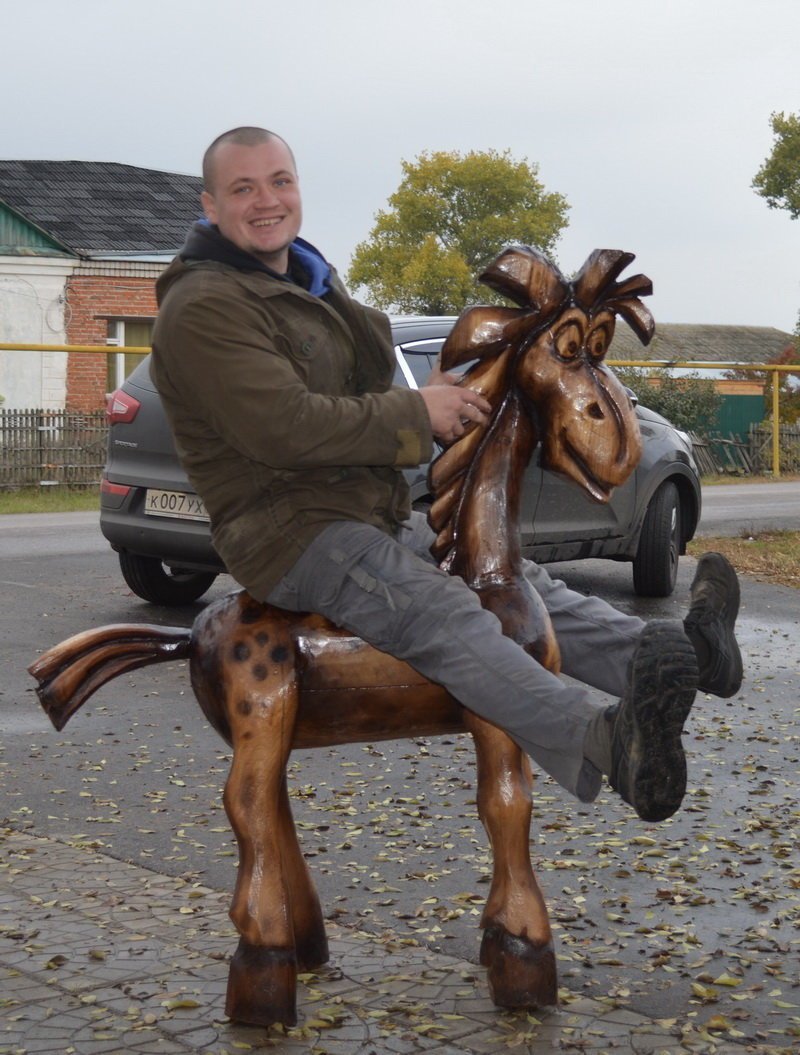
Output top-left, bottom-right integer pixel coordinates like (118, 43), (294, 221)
(225, 756), (328, 1027)
(465, 714), (558, 1009)
(277, 770), (329, 970)
(221, 635), (309, 1027)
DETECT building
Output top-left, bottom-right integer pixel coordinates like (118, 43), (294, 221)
(609, 321), (796, 435)
(0, 160), (203, 410)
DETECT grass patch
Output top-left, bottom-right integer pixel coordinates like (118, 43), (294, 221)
(0, 487), (99, 514)
(701, 472), (800, 485)
(688, 531), (800, 589)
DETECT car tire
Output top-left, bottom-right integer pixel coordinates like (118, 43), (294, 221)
(632, 481), (680, 598)
(119, 551), (217, 606)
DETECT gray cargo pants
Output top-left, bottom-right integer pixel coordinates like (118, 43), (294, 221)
(266, 512), (645, 801)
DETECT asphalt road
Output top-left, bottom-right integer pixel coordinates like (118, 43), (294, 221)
(696, 480), (800, 537)
(1, 494), (798, 1037)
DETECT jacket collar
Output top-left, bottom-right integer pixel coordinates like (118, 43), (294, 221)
(181, 220), (332, 297)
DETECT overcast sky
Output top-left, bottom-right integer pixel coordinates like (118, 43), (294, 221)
(4, 0), (798, 331)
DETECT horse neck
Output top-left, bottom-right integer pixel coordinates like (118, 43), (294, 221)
(447, 391), (538, 589)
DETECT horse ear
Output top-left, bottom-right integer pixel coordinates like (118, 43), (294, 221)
(479, 245), (569, 313)
(440, 305), (530, 370)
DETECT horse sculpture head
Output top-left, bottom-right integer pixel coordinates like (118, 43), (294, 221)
(429, 247), (654, 570)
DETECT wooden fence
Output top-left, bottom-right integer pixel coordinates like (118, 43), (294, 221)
(690, 425), (800, 476)
(747, 422), (800, 474)
(0, 408), (108, 490)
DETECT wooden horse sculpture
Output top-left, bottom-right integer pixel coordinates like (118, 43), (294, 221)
(29, 246), (653, 1028)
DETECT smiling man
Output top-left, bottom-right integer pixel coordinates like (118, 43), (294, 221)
(150, 126), (742, 821)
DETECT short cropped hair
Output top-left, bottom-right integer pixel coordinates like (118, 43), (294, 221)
(202, 127), (296, 191)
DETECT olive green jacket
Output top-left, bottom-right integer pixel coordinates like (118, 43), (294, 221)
(151, 257), (433, 599)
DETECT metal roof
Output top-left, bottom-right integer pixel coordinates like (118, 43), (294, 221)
(0, 160), (203, 256)
(610, 322), (794, 364)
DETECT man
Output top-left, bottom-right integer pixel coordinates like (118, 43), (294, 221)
(151, 126), (742, 822)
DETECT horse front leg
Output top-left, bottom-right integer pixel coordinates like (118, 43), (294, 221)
(464, 713), (558, 1009)
(222, 656), (302, 1027)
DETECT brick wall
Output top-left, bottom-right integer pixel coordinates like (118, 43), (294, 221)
(64, 271), (160, 411)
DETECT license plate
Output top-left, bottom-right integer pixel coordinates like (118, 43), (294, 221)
(144, 489), (210, 522)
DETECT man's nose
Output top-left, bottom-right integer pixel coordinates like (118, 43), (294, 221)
(253, 183), (281, 207)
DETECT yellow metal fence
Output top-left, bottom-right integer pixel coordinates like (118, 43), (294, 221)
(1, 344), (798, 478)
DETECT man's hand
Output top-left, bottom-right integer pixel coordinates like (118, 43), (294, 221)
(419, 385), (491, 443)
(425, 361), (460, 388)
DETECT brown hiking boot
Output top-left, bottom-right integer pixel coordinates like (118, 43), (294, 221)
(684, 552), (743, 698)
(609, 620), (698, 822)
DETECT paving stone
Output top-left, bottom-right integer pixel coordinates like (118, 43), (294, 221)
(3, 829), (787, 1054)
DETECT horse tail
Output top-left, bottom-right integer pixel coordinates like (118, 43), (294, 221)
(28, 624), (192, 732)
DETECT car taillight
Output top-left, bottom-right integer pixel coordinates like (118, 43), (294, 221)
(101, 478), (131, 498)
(106, 389), (141, 424)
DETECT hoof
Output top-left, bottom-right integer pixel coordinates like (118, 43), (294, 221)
(225, 939), (298, 1027)
(481, 926), (558, 1009)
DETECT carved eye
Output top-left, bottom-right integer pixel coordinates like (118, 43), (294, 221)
(587, 325), (611, 362)
(554, 322), (583, 361)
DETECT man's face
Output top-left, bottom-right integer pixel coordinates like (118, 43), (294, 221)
(201, 138), (302, 272)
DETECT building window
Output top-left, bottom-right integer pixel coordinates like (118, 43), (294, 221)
(106, 319), (154, 391)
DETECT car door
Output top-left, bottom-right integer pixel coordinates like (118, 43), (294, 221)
(394, 338), (540, 530)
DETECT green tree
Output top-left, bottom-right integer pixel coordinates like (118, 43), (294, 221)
(752, 111), (800, 219)
(612, 366), (722, 433)
(347, 150), (569, 314)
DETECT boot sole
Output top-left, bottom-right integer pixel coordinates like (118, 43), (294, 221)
(612, 620), (699, 822)
(689, 553), (742, 698)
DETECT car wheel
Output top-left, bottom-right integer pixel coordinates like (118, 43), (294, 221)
(632, 481), (680, 598)
(119, 551), (217, 605)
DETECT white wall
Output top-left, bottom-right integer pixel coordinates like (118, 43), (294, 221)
(0, 257), (76, 409)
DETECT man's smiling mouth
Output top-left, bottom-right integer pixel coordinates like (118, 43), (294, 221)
(252, 218), (282, 227)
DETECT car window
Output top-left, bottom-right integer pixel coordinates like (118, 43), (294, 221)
(394, 339), (446, 388)
(394, 338), (477, 389)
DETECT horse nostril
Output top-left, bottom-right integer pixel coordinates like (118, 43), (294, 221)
(587, 402), (604, 420)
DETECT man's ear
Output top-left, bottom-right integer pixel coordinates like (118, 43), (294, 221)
(200, 190), (217, 224)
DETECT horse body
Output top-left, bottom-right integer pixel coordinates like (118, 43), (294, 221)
(29, 246), (653, 1027)
(190, 593), (465, 750)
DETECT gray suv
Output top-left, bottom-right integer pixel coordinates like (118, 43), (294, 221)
(100, 316), (701, 605)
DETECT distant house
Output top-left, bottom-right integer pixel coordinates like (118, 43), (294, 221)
(609, 322), (794, 372)
(609, 322), (795, 436)
(0, 160), (203, 410)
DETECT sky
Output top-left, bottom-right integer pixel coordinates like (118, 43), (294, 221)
(3, 0), (798, 332)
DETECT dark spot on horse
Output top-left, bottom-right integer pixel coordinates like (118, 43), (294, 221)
(255, 632), (269, 647)
(242, 731), (253, 741)
(252, 663), (267, 681)
(239, 605), (263, 625)
(271, 645), (289, 664)
(232, 642), (251, 662)
(238, 699), (252, 716)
